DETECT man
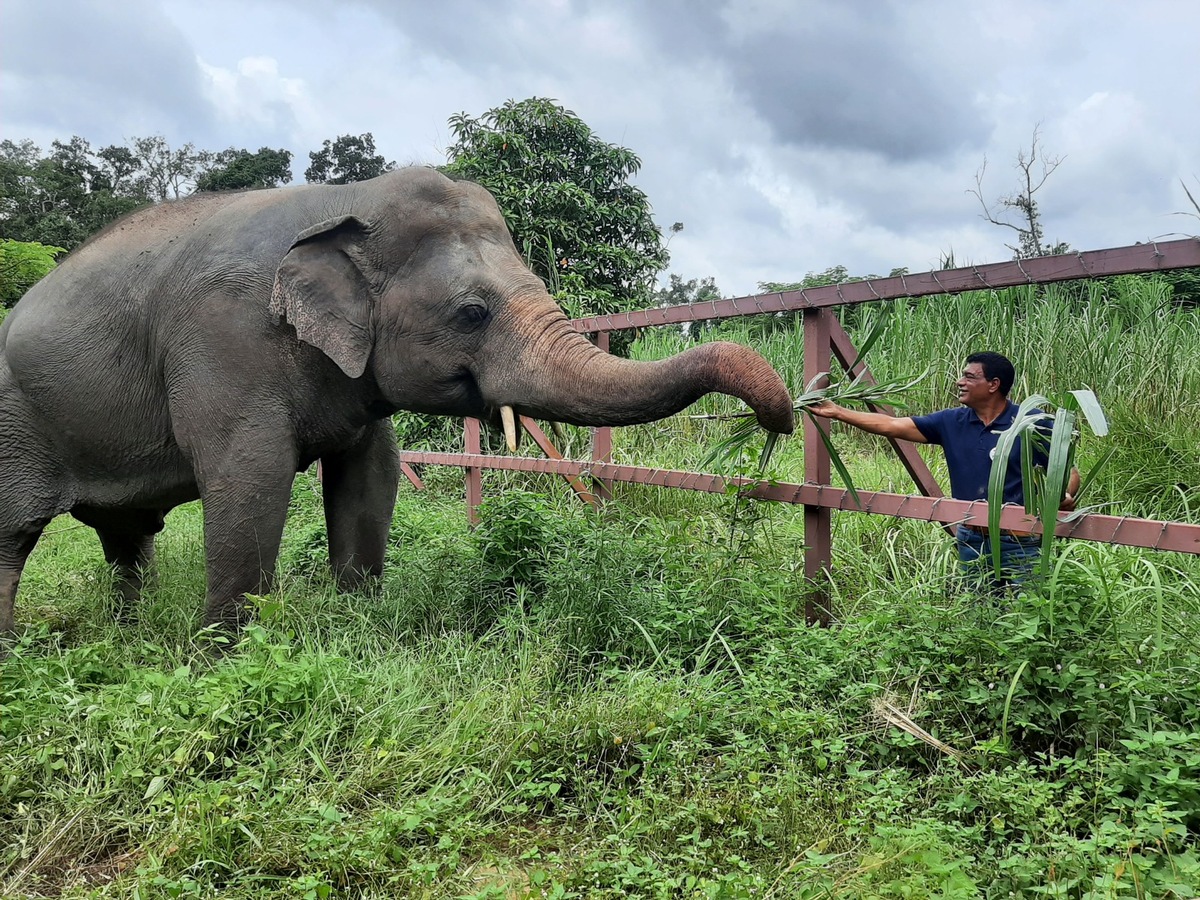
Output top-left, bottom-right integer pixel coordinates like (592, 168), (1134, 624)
(810, 351), (1080, 587)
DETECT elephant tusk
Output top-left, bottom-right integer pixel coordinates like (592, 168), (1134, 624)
(500, 405), (519, 452)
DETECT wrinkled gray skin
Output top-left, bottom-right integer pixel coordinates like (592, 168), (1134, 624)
(0, 168), (794, 634)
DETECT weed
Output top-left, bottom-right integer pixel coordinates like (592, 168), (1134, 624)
(4, 274), (1200, 897)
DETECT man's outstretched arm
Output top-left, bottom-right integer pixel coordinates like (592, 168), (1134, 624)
(809, 400), (930, 444)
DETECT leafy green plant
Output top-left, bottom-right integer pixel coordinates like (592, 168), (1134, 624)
(0, 238), (65, 306)
(986, 388), (1111, 580)
(473, 490), (556, 593)
(700, 368), (928, 504)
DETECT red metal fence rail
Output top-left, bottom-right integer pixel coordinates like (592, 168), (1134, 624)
(569, 239), (1200, 332)
(399, 238), (1200, 622)
(395, 452), (1200, 556)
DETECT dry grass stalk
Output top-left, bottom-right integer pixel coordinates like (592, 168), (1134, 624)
(871, 696), (963, 761)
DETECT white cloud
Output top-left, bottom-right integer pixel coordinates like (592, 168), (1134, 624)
(197, 56), (314, 143)
(3, 0), (1197, 294)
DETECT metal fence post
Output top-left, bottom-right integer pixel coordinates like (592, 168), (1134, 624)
(803, 308), (834, 625)
(591, 330), (614, 501)
(464, 417), (482, 525)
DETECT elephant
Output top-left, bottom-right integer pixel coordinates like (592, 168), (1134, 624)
(0, 167), (794, 635)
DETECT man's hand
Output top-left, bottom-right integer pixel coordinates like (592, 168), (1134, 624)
(1060, 469), (1082, 512)
(809, 400), (843, 420)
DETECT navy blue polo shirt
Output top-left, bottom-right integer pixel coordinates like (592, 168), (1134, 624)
(912, 401), (1048, 505)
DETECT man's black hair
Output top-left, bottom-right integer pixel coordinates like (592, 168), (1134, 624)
(966, 351), (1015, 397)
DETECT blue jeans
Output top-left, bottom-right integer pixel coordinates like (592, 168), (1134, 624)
(955, 525), (1041, 589)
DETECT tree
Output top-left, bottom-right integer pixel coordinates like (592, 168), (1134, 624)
(195, 147), (293, 192)
(441, 98), (669, 338)
(1, 138), (90, 247)
(654, 273), (723, 338)
(0, 239), (65, 308)
(0, 138), (146, 249)
(130, 135), (208, 201)
(970, 127), (1070, 259)
(654, 273), (722, 307)
(304, 133), (394, 185)
(1162, 178), (1200, 305)
(93, 145), (141, 195)
(749, 265), (908, 337)
(759, 265), (857, 295)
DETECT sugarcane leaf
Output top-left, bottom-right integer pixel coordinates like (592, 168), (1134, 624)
(1021, 426), (1039, 516)
(988, 425), (1019, 577)
(1073, 445), (1115, 504)
(698, 415), (764, 471)
(847, 305), (892, 372)
(758, 431), (780, 474)
(1038, 408), (1076, 579)
(1067, 388), (1109, 437)
(701, 366), (929, 486)
(987, 396), (1048, 577)
(805, 409), (862, 509)
(802, 371), (832, 396)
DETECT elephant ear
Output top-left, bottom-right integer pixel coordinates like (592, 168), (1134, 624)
(270, 215), (374, 378)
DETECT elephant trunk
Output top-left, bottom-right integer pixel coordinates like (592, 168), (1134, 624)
(499, 321), (795, 435)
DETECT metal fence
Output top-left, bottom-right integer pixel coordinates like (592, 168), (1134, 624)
(399, 238), (1200, 623)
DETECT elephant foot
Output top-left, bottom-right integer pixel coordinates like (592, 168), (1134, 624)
(334, 567), (384, 596)
(200, 594), (256, 639)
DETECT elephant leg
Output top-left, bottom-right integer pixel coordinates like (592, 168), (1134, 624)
(1, 386), (61, 637)
(86, 509), (166, 621)
(0, 527), (46, 637)
(198, 465), (296, 631)
(321, 420), (400, 590)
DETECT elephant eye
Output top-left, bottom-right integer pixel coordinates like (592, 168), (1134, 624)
(457, 299), (489, 329)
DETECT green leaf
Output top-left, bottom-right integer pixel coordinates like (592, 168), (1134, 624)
(846, 304), (892, 371)
(698, 368), (928, 481)
(1037, 408), (1076, 579)
(805, 408), (863, 508)
(1072, 445), (1115, 509)
(144, 775), (167, 800)
(987, 395), (1049, 577)
(1067, 388), (1109, 437)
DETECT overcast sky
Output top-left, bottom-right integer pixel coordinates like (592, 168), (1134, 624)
(3, 0), (1197, 295)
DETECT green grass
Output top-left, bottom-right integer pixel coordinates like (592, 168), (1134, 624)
(4, 275), (1200, 898)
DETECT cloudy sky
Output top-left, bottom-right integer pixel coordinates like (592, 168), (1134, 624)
(3, 0), (1197, 294)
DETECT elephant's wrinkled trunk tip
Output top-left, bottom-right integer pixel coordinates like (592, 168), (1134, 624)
(757, 394), (796, 435)
(706, 342), (794, 435)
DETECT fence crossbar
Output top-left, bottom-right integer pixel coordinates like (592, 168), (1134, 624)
(568, 238), (1200, 333)
(398, 451), (1200, 556)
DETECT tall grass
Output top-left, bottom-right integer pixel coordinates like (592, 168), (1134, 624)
(624, 274), (1200, 521)
(3, 274), (1199, 897)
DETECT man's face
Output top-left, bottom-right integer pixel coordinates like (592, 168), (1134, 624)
(956, 362), (999, 408)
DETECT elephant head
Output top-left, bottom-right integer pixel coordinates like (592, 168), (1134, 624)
(270, 168), (795, 440)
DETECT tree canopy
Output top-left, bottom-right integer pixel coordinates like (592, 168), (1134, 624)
(0, 138), (148, 249)
(194, 147), (293, 192)
(304, 133), (394, 185)
(653, 272), (724, 339)
(654, 273), (722, 308)
(0, 137), (297, 256)
(126, 136), (209, 201)
(442, 98), (669, 332)
(0, 136), (300, 303)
